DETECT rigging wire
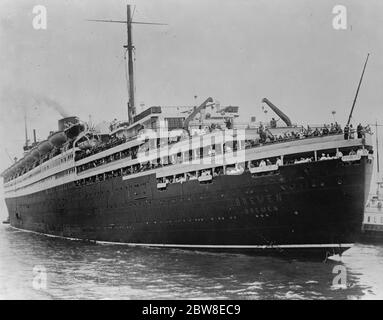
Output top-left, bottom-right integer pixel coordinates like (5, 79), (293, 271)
(123, 48), (130, 94)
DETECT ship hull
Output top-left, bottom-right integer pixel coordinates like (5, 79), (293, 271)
(360, 230), (383, 244)
(5, 157), (373, 258)
(360, 224), (383, 244)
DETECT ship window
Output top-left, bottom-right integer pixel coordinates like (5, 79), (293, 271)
(368, 217), (370, 223)
(166, 117), (183, 130)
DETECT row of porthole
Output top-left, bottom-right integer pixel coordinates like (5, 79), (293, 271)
(311, 179), (343, 188)
(140, 216), (240, 225)
(365, 224), (383, 231)
(276, 178), (344, 190)
(103, 225), (134, 230)
(244, 206), (278, 214)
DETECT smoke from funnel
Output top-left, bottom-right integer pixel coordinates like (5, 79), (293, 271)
(0, 86), (70, 119)
(32, 94), (70, 118)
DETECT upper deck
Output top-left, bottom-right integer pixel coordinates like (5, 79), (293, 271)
(2, 128), (373, 198)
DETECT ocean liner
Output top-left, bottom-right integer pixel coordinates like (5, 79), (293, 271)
(0, 5), (374, 257)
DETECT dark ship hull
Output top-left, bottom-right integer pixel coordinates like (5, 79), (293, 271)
(360, 223), (383, 244)
(5, 156), (373, 258)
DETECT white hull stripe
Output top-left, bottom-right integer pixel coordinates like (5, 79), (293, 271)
(8, 226), (353, 249)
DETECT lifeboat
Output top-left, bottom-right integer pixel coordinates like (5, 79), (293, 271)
(7, 167), (16, 177)
(12, 161), (22, 172)
(48, 131), (67, 147)
(31, 148), (40, 159)
(65, 123), (85, 139)
(38, 140), (53, 156)
(17, 159), (26, 171)
(24, 153), (35, 164)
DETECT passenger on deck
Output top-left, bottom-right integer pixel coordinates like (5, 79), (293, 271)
(276, 158), (283, 166)
(356, 148), (364, 156)
(349, 124), (355, 139)
(357, 123), (363, 139)
(189, 173), (197, 180)
(344, 125), (350, 140)
(259, 160), (266, 167)
(270, 118), (277, 128)
(335, 122), (342, 133)
(320, 153), (327, 160)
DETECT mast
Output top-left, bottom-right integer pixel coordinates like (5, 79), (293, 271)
(125, 5), (135, 124)
(87, 5), (167, 124)
(375, 120), (382, 197)
(346, 53), (370, 126)
(376, 120), (380, 174)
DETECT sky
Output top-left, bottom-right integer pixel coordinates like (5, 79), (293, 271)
(0, 0), (383, 216)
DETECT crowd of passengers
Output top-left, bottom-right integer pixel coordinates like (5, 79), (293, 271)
(282, 148), (369, 165)
(75, 136), (128, 161)
(74, 120), (371, 164)
(76, 146), (139, 173)
(76, 141), (241, 175)
(74, 146), (368, 188)
(75, 123), (371, 176)
(5, 120), (371, 184)
(258, 122), (370, 144)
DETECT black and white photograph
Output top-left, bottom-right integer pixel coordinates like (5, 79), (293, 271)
(0, 0), (383, 302)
